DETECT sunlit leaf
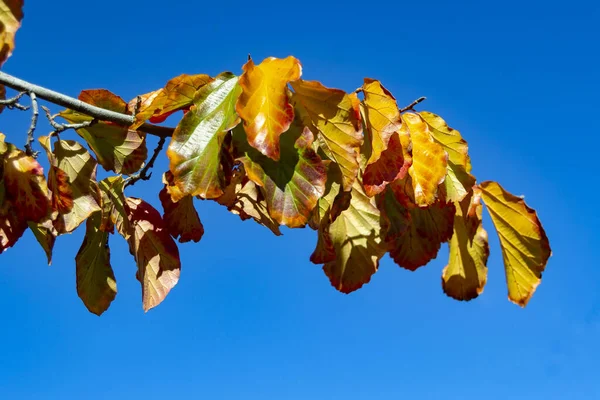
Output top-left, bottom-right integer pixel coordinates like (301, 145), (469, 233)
(159, 171), (204, 243)
(362, 78), (402, 166)
(75, 212), (117, 316)
(59, 90), (147, 174)
(98, 176), (130, 239)
(124, 197), (181, 312)
(2, 147), (50, 222)
(215, 170), (282, 236)
(381, 180), (455, 271)
(311, 178), (385, 293)
(363, 123), (412, 197)
(291, 80), (363, 191)
(39, 135), (102, 233)
(0, 204), (26, 254)
(129, 74), (214, 127)
(28, 219), (57, 265)
(167, 72), (241, 201)
(233, 120), (327, 228)
(402, 112), (447, 207)
(419, 111), (474, 202)
(442, 192), (489, 301)
(479, 181), (551, 307)
(0, 0), (24, 66)
(236, 56), (302, 160)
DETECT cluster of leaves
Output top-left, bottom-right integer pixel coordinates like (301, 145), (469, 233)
(0, 1), (551, 314)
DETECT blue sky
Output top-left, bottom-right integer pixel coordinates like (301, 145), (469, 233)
(1, 0), (599, 398)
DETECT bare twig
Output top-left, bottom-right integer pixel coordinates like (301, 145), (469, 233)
(24, 92), (39, 157)
(41, 105), (97, 134)
(0, 91), (29, 111)
(125, 136), (167, 188)
(0, 71), (175, 138)
(399, 96), (427, 113)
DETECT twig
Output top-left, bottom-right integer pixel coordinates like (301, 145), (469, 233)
(42, 105), (97, 133)
(0, 71), (175, 138)
(0, 91), (29, 111)
(24, 92), (39, 157)
(399, 96), (427, 113)
(125, 136), (167, 188)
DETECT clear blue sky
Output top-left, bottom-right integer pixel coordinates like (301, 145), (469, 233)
(1, 1), (598, 398)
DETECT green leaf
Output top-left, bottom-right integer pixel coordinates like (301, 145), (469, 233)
(59, 90), (147, 174)
(232, 120), (327, 228)
(28, 219), (57, 265)
(311, 178), (386, 293)
(166, 72), (241, 200)
(75, 212), (117, 316)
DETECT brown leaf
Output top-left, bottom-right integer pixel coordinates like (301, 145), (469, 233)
(125, 197), (181, 312)
(159, 171), (204, 243)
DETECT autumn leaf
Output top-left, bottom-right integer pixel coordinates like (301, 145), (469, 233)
(232, 120), (327, 228)
(215, 170), (282, 236)
(479, 181), (551, 307)
(401, 112), (448, 206)
(0, 0), (24, 66)
(167, 72), (241, 201)
(124, 197), (181, 312)
(442, 192), (489, 301)
(28, 219), (57, 265)
(0, 204), (26, 254)
(362, 78), (402, 166)
(419, 111), (474, 202)
(291, 79), (363, 191)
(236, 56), (302, 160)
(39, 135), (102, 233)
(60, 90), (147, 174)
(2, 147), (51, 223)
(75, 212), (117, 316)
(381, 180), (455, 271)
(159, 171), (204, 243)
(311, 178), (386, 293)
(362, 123), (412, 197)
(129, 74), (214, 127)
(98, 176), (130, 238)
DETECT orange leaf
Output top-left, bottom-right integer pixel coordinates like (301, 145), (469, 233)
(236, 56), (301, 160)
(159, 171), (204, 243)
(0, 0), (24, 66)
(363, 124), (412, 197)
(125, 197), (181, 312)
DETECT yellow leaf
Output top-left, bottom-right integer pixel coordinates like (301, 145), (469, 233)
(442, 192), (489, 301)
(479, 181), (551, 307)
(291, 80), (363, 191)
(0, 0), (23, 66)
(236, 56), (302, 160)
(402, 112), (447, 206)
(362, 78), (402, 166)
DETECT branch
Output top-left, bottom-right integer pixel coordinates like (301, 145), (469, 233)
(24, 92), (39, 157)
(42, 106), (97, 134)
(0, 71), (175, 138)
(125, 136), (167, 188)
(0, 91), (29, 111)
(399, 96), (426, 113)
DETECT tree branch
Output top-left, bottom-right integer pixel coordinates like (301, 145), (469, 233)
(24, 92), (39, 157)
(125, 136), (167, 188)
(0, 71), (175, 138)
(399, 96), (427, 113)
(41, 106), (97, 134)
(0, 90), (29, 111)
